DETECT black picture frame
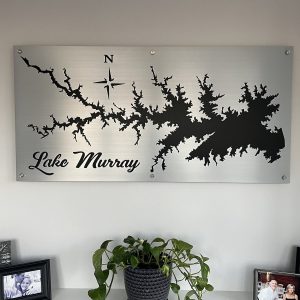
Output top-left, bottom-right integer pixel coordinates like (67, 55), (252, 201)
(0, 242), (11, 266)
(254, 269), (300, 300)
(295, 247), (300, 274)
(0, 260), (51, 300)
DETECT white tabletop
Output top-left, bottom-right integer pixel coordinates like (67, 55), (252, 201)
(52, 288), (252, 300)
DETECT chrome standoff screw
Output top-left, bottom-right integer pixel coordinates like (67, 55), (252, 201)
(285, 49), (291, 55)
(17, 49), (23, 54)
(150, 50), (156, 55)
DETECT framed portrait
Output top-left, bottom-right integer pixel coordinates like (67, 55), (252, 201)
(0, 260), (51, 300)
(0, 242), (11, 266)
(254, 269), (300, 300)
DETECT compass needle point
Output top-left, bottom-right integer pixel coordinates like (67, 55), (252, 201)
(95, 68), (124, 99)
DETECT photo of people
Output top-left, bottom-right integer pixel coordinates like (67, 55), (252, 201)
(3, 270), (42, 299)
(255, 270), (300, 300)
(283, 284), (298, 300)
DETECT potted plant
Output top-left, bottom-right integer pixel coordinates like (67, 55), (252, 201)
(88, 236), (213, 300)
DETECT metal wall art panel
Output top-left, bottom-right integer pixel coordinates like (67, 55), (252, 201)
(14, 46), (293, 182)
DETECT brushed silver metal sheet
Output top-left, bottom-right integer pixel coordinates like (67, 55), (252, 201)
(14, 46), (292, 182)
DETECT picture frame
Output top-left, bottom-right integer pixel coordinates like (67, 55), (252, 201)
(295, 247), (300, 274)
(0, 260), (51, 300)
(254, 269), (300, 300)
(0, 242), (11, 266)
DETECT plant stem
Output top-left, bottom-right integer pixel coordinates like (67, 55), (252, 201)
(172, 272), (181, 300)
(106, 273), (115, 297)
(173, 252), (199, 299)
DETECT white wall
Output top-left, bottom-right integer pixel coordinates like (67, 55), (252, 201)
(0, 0), (299, 293)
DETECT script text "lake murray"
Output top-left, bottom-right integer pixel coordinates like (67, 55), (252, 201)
(74, 151), (140, 173)
(28, 151), (140, 175)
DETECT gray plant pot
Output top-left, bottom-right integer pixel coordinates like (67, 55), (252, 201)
(124, 266), (171, 300)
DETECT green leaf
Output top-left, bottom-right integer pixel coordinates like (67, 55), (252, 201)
(195, 277), (207, 292)
(204, 263), (210, 272)
(202, 256), (209, 262)
(184, 290), (197, 300)
(201, 263), (210, 279)
(161, 264), (170, 277)
(92, 248), (105, 270)
(107, 261), (116, 272)
(88, 285), (106, 300)
(100, 240), (113, 249)
(152, 237), (165, 244)
(176, 240), (193, 251)
(94, 269), (109, 285)
(188, 254), (203, 264)
(171, 239), (178, 249)
(143, 242), (151, 254)
(112, 245), (125, 264)
(175, 260), (190, 268)
(170, 283), (180, 294)
(205, 284), (214, 292)
(88, 288), (101, 300)
(150, 246), (164, 263)
(112, 245), (125, 256)
(196, 276), (208, 286)
(130, 256), (139, 268)
(123, 236), (136, 245)
(196, 284), (205, 291)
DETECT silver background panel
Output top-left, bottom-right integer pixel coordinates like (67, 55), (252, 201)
(14, 46), (292, 182)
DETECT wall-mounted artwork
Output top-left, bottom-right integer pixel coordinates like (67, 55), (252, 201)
(14, 46), (293, 182)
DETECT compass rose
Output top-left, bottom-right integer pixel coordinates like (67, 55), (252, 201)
(94, 68), (124, 99)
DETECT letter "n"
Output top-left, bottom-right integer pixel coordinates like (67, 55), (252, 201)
(104, 55), (114, 63)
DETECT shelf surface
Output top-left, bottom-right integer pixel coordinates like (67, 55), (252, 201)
(52, 288), (252, 300)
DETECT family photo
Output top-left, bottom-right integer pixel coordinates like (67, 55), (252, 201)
(255, 270), (300, 300)
(3, 270), (42, 299)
